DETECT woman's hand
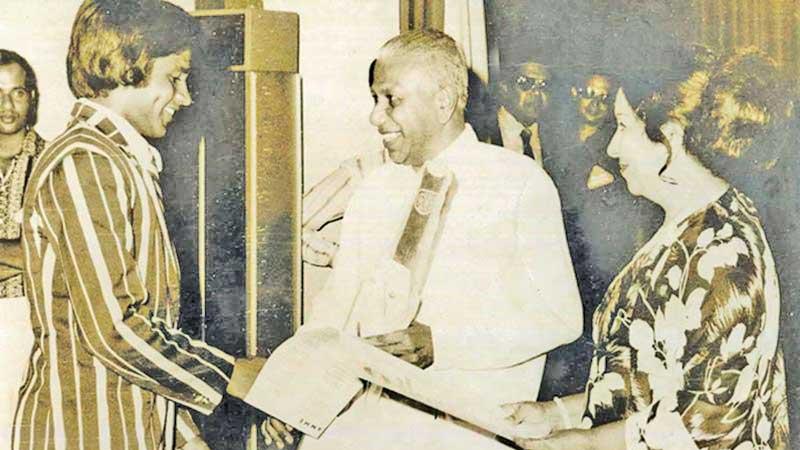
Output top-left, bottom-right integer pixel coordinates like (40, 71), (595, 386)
(514, 429), (591, 450)
(502, 401), (555, 439)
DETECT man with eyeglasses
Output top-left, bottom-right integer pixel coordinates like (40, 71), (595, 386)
(491, 61), (552, 163)
(0, 48), (44, 449)
(572, 73), (612, 144)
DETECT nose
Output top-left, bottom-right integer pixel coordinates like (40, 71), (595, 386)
(606, 130), (621, 158)
(174, 80), (192, 107)
(369, 101), (386, 128)
(0, 92), (13, 110)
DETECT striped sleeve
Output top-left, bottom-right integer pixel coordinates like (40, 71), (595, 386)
(37, 149), (234, 414)
(175, 406), (203, 448)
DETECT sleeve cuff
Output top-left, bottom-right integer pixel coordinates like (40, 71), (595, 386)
(227, 357), (267, 400)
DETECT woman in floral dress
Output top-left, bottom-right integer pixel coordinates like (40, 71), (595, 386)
(503, 50), (790, 449)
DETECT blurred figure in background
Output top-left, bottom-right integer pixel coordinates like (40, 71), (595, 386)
(489, 60), (552, 163)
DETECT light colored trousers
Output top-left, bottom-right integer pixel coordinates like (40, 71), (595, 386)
(0, 297), (33, 449)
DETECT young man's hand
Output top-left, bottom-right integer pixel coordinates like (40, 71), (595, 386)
(227, 357), (268, 400)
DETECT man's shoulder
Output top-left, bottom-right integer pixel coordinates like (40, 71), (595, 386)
(31, 124), (129, 185)
(357, 160), (413, 190)
(459, 140), (553, 187)
(48, 124), (120, 153)
(41, 124), (128, 165)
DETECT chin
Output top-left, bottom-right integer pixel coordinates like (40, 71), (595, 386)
(386, 147), (409, 165)
(0, 125), (24, 135)
(146, 124), (168, 139)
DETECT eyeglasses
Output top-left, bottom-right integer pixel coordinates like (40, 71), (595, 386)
(574, 87), (608, 101)
(515, 75), (548, 92)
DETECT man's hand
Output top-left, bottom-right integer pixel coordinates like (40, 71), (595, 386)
(260, 417), (295, 449)
(227, 357), (267, 400)
(302, 230), (339, 268)
(363, 321), (434, 368)
(502, 401), (555, 440)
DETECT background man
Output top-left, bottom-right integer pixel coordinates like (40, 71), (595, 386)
(0, 49), (44, 450)
(15, 2), (282, 449)
(489, 61), (552, 163)
(573, 73), (613, 144)
(300, 29), (582, 450)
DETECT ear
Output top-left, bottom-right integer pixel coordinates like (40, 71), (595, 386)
(435, 87), (458, 124)
(660, 120), (685, 151)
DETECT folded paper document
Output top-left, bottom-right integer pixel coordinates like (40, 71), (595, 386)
(242, 327), (520, 440)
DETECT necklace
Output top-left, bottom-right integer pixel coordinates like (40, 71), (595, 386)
(0, 156), (17, 189)
(0, 130), (42, 240)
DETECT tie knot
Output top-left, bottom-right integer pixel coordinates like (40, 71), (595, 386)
(520, 128), (532, 141)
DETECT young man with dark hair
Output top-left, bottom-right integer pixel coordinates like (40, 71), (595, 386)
(15, 2), (280, 449)
(0, 48), (44, 450)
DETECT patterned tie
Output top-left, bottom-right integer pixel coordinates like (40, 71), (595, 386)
(520, 128), (535, 160)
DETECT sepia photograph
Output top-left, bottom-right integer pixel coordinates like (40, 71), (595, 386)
(0, 0), (798, 448)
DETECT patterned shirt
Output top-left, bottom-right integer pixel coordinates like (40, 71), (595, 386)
(14, 100), (235, 450)
(0, 130), (44, 298)
(583, 188), (789, 449)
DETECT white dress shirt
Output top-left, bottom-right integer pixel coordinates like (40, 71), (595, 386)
(497, 106), (543, 164)
(302, 125), (582, 450)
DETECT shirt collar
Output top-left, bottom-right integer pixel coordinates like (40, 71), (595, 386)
(497, 106), (538, 138)
(71, 99), (163, 175)
(430, 124), (478, 168)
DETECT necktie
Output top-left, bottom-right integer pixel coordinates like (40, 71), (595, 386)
(520, 128), (535, 160)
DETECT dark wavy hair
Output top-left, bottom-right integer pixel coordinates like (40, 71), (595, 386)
(67, 0), (201, 98)
(632, 47), (795, 185)
(0, 49), (39, 127)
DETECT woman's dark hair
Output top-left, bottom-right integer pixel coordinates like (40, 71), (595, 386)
(0, 49), (39, 127)
(634, 47), (795, 184)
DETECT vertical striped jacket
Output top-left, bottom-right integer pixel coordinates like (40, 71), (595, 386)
(14, 100), (235, 450)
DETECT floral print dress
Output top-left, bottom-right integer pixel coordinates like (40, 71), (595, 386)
(582, 188), (789, 450)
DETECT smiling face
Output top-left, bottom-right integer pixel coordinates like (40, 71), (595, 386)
(0, 62), (31, 136)
(606, 88), (669, 198)
(369, 54), (443, 166)
(120, 50), (192, 138)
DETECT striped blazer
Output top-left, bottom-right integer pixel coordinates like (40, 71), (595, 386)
(14, 100), (235, 450)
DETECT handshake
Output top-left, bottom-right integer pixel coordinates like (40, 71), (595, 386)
(212, 321), (436, 449)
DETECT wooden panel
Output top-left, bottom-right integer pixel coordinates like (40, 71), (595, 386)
(400, 0), (445, 32)
(197, 0), (263, 9)
(192, 9), (299, 73)
(247, 72), (302, 353)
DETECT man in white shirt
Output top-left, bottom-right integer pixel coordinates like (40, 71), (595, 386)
(300, 29), (582, 450)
